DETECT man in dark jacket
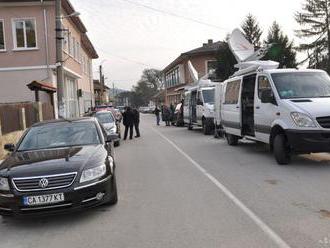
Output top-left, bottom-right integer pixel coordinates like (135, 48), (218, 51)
(122, 106), (134, 140)
(132, 108), (140, 138)
(154, 106), (160, 125)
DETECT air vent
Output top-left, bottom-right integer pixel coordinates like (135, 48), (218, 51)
(291, 99), (312, 103)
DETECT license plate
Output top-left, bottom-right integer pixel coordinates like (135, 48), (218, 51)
(23, 193), (65, 206)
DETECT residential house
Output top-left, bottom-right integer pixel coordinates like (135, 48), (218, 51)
(0, 0), (98, 118)
(162, 39), (223, 105)
(93, 79), (110, 106)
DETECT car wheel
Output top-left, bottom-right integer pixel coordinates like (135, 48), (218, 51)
(114, 140), (120, 147)
(203, 120), (213, 135)
(273, 134), (291, 165)
(226, 133), (239, 146)
(188, 123), (193, 130)
(104, 173), (118, 205)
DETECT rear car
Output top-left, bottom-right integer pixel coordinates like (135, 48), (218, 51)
(0, 118), (118, 216)
(94, 111), (121, 147)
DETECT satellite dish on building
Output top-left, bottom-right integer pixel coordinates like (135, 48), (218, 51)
(188, 60), (199, 82)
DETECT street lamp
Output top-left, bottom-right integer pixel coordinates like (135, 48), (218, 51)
(56, 11), (80, 20)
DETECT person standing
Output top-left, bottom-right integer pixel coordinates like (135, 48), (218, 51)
(163, 105), (171, 126)
(132, 108), (140, 137)
(154, 106), (161, 125)
(123, 107), (134, 140)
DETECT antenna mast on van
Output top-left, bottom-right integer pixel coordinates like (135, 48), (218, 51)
(229, 29), (279, 77)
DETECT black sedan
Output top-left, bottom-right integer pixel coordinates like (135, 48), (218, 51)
(0, 118), (118, 216)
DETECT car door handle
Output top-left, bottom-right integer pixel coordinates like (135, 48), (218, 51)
(236, 106), (240, 109)
(256, 106), (260, 109)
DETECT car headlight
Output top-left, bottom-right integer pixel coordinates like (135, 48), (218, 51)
(80, 164), (107, 183)
(290, 112), (316, 127)
(0, 177), (9, 191)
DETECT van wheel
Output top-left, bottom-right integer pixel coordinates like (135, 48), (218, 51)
(273, 134), (291, 165)
(226, 134), (239, 146)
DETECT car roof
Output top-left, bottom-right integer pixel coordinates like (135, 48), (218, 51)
(32, 117), (97, 127)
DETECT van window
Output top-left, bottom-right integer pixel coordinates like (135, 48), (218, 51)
(224, 80), (240, 104)
(258, 76), (272, 98)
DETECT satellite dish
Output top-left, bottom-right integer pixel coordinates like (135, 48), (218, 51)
(188, 60), (199, 82)
(229, 29), (254, 63)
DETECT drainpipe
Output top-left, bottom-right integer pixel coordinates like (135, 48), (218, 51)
(43, 9), (50, 79)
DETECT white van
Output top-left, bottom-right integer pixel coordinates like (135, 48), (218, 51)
(183, 85), (216, 134)
(221, 68), (330, 164)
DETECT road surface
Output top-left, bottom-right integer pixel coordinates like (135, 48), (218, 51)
(1, 114), (330, 248)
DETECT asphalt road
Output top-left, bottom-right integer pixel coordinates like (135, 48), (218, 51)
(1, 114), (330, 248)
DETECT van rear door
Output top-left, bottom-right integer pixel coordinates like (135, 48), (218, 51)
(222, 79), (242, 136)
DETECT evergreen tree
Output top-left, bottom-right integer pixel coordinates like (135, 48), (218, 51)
(295, 0), (330, 72)
(263, 22), (297, 68)
(241, 14), (263, 48)
(215, 41), (237, 81)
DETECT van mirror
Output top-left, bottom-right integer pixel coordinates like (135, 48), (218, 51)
(261, 89), (276, 104)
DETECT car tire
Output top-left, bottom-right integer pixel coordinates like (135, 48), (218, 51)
(203, 120), (213, 135)
(104, 173), (118, 205)
(114, 140), (120, 147)
(226, 133), (239, 146)
(273, 134), (291, 165)
(188, 123), (193, 130)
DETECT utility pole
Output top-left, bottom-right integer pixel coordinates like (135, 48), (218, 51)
(56, 0), (65, 118)
(99, 64), (104, 104)
(112, 82), (115, 105)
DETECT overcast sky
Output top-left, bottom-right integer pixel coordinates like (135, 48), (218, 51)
(71, 0), (306, 90)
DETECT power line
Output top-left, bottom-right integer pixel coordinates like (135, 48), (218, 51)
(95, 45), (160, 68)
(119, 0), (229, 31)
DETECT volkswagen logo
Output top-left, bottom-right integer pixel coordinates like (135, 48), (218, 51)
(39, 178), (49, 188)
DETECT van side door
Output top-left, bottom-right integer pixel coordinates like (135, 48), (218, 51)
(183, 92), (190, 124)
(222, 79), (242, 136)
(254, 75), (278, 143)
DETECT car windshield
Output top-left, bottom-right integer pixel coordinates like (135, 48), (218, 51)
(96, 112), (114, 124)
(18, 122), (101, 151)
(271, 71), (330, 99)
(202, 89), (215, 104)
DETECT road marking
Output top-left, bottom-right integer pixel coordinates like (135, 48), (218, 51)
(152, 127), (291, 248)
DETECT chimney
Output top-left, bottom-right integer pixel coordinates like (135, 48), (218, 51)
(203, 43), (207, 47)
(208, 39), (213, 45)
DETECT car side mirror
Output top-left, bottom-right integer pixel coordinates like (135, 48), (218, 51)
(197, 99), (204, 106)
(261, 89), (277, 105)
(4, 143), (15, 152)
(106, 134), (119, 143)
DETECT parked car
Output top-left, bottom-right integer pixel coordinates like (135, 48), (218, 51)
(94, 110), (121, 147)
(0, 118), (118, 216)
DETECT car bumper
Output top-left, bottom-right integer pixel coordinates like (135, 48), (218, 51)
(286, 129), (330, 153)
(0, 175), (113, 217)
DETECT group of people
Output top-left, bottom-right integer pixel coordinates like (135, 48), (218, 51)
(154, 104), (176, 126)
(122, 107), (140, 140)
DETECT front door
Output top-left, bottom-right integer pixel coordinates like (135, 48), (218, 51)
(64, 77), (78, 118)
(254, 75), (278, 143)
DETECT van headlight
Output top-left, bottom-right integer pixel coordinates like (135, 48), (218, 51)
(80, 164), (107, 183)
(0, 177), (9, 191)
(290, 112), (316, 127)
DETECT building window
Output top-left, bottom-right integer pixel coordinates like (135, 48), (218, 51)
(0, 20), (5, 50)
(12, 18), (37, 49)
(165, 67), (180, 88)
(206, 60), (217, 74)
(63, 30), (69, 52)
